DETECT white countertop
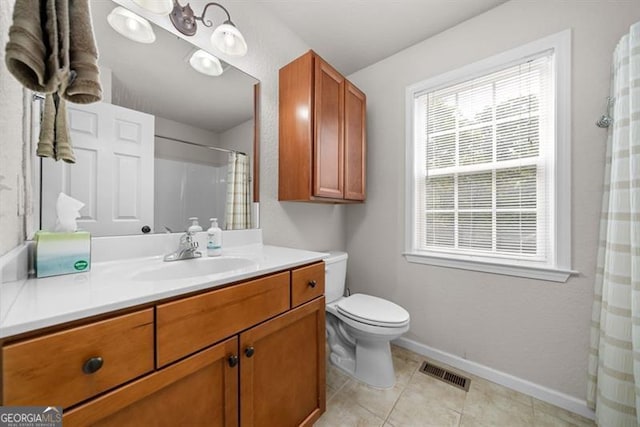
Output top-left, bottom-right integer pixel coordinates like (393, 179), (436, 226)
(0, 244), (327, 339)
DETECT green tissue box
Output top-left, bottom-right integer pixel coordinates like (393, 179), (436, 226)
(35, 231), (91, 278)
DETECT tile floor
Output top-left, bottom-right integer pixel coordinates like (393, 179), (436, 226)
(315, 345), (596, 427)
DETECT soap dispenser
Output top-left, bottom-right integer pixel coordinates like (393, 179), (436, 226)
(207, 218), (222, 257)
(187, 217), (206, 252)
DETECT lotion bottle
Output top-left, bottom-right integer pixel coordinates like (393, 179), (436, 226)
(187, 217), (205, 252)
(207, 218), (222, 257)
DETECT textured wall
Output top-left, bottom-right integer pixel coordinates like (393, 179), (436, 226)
(0, 0), (28, 256)
(346, 0), (640, 400)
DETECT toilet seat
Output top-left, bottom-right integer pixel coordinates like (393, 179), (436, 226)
(337, 294), (410, 328)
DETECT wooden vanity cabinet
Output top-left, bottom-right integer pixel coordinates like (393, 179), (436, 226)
(1, 262), (326, 427)
(63, 337), (239, 427)
(240, 298), (325, 427)
(279, 50), (366, 203)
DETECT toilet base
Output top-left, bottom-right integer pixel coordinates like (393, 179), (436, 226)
(354, 340), (395, 389)
(326, 312), (398, 389)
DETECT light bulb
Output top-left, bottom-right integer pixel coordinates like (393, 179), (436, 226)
(224, 32), (235, 47)
(126, 18), (140, 32)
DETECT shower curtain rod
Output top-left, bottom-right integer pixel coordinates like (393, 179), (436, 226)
(32, 94), (245, 155)
(155, 134), (246, 155)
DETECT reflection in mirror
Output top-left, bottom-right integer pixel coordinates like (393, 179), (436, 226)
(38, 0), (259, 237)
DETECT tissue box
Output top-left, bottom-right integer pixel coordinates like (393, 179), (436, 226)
(35, 231), (91, 278)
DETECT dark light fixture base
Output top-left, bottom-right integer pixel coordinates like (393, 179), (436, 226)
(170, 1), (197, 36)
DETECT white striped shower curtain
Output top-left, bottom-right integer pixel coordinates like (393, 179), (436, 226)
(224, 152), (251, 229)
(587, 21), (640, 427)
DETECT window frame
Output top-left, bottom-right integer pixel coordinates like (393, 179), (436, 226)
(404, 30), (574, 282)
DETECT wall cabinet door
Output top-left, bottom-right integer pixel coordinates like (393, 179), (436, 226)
(313, 58), (344, 199)
(279, 51), (366, 203)
(344, 82), (367, 201)
(63, 337), (239, 427)
(240, 298), (326, 427)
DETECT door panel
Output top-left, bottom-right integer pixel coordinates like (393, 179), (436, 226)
(344, 82), (366, 201)
(313, 58), (344, 199)
(41, 102), (154, 235)
(240, 298), (325, 427)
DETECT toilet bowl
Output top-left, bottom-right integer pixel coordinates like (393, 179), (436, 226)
(324, 252), (410, 389)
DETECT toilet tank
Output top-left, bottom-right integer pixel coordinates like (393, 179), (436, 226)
(324, 251), (348, 304)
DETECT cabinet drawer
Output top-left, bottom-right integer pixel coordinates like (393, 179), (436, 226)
(157, 272), (290, 367)
(2, 309), (154, 409)
(291, 262), (325, 308)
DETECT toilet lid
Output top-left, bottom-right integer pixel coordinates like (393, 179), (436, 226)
(337, 294), (410, 327)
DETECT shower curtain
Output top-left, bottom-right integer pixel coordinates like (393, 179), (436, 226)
(588, 21), (640, 426)
(225, 152), (251, 229)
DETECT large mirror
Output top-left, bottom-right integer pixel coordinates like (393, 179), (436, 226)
(38, 0), (259, 237)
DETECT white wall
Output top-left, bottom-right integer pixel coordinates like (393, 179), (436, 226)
(346, 0), (640, 400)
(219, 119), (253, 157)
(0, 0), (29, 256)
(116, 0), (347, 252)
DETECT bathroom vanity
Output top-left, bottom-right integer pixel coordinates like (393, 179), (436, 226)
(0, 235), (326, 426)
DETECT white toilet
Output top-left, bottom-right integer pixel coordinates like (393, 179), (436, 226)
(324, 251), (410, 389)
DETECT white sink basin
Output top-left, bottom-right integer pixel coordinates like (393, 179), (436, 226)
(132, 256), (258, 281)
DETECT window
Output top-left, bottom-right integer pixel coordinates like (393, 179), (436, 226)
(405, 31), (573, 282)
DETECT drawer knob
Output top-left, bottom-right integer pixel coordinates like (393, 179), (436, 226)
(308, 280), (317, 288)
(228, 354), (239, 367)
(245, 346), (255, 358)
(82, 356), (104, 374)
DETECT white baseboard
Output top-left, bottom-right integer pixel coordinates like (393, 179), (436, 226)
(393, 336), (595, 421)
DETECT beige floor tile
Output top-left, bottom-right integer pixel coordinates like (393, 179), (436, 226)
(327, 363), (351, 391)
(387, 386), (462, 427)
(406, 370), (467, 413)
(327, 383), (338, 402)
(533, 409), (591, 427)
(463, 384), (534, 426)
(393, 354), (420, 386)
(315, 395), (385, 427)
(532, 399), (595, 427)
(469, 377), (533, 407)
(391, 344), (423, 363)
(339, 378), (404, 419)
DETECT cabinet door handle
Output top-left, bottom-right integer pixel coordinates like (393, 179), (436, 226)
(228, 354), (239, 367)
(82, 356), (104, 374)
(245, 346), (255, 358)
(308, 280), (317, 288)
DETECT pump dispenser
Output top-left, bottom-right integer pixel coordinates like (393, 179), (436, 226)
(207, 218), (222, 257)
(187, 217), (206, 251)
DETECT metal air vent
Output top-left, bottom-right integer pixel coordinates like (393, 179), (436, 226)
(419, 361), (470, 392)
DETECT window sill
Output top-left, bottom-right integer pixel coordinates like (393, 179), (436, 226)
(403, 252), (577, 283)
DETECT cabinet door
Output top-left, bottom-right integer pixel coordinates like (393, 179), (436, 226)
(344, 82), (366, 201)
(63, 337), (239, 427)
(314, 58), (344, 199)
(240, 298), (326, 427)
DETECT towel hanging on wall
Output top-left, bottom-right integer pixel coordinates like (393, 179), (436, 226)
(4, 0), (102, 163)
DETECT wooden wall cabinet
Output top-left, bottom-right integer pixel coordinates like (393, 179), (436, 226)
(2, 263), (326, 427)
(279, 50), (366, 203)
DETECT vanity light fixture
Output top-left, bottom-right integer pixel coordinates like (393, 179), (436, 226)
(189, 49), (224, 76)
(107, 6), (156, 43)
(167, 1), (248, 57)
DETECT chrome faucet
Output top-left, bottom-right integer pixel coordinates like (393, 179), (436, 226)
(164, 231), (202, 262)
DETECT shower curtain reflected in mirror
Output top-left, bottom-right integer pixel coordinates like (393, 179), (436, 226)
(225, 152), (251, 229)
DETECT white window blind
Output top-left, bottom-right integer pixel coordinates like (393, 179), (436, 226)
(413, 52), (554, 264)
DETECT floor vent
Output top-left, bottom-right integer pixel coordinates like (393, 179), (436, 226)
(419, 361), (471, 392)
